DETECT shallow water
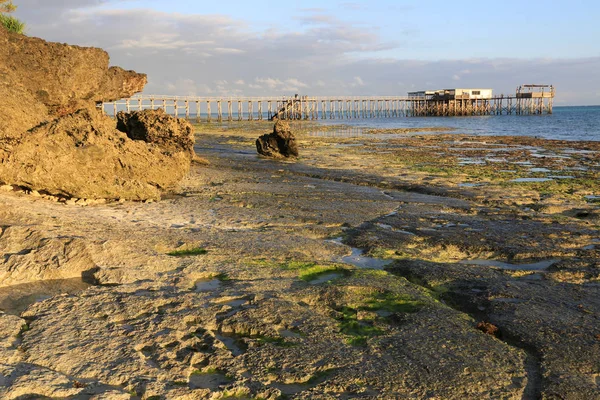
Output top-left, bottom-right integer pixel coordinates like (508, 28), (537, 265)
(0, 278), (91, 315)
(188, 371), (230, 390)
(342, 247), (393, 269)
(195, 278), (221, 292)
(214, 332), (246, 357)
(308, 272), (345, 285)
(328, 237), (393, 269)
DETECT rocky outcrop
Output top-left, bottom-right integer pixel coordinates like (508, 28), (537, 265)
(0, 109), (192, 200)
(0, 25), (146, 140)
(256, 121), (299, 158)
(0, 26), (195, 200)
(116, 108), (195, 155)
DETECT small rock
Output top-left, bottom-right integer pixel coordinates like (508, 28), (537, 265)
(256, 121), (299, 158)
(476, 321), (499, 336)
(190, 352), (210, 368)
(0, 184), (13, 192)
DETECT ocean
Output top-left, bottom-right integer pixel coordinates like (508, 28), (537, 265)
(314, 106), (600, 141)
(104, 103), (600, 142)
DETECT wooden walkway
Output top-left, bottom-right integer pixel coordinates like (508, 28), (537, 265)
(101, 93), (554, 122)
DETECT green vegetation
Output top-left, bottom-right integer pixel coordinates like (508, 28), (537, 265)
(191, 366), (220, 375)
(501, 177), (600, 199)
(0, 0), (24, 34)
(167, 247), (208, 257)
(214, 273), (230, 281)
(0, 14), (24, 33)
(298, 264), (348, 281)
(250, 259), (350, 282)
(359, 291), (423, 314)
(336, 289), (423, 346)
(338, 307), (383, 346)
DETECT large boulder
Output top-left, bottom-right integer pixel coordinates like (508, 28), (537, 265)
(116, 108), (195, 155)
(0, 109), (192, 200)
(256, 120), (299, 158)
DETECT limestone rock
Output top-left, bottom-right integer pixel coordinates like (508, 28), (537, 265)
(256, 121), (298, 158)
(0, 364), (85, 399)
(0, 109), (192, 200)
(0, 26), (193, 201)
(116, 108), (195, 154)
(0, 25), (146, 140)
(0, 226), (95, 287)
(0, 314), (24, 349)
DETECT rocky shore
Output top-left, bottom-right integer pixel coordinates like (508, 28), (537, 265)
(1, 120), (599, 399)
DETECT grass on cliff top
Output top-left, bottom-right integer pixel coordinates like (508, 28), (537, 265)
(167, 247), (208, 257)
(0, 14), (25, 34)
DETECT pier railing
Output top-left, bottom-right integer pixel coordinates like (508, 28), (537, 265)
(101, 93), (553, 122)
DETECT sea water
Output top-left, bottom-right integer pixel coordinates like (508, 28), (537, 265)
(314, 106), (600, 141)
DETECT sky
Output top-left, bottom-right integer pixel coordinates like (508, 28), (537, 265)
(12, 0), (600, 105)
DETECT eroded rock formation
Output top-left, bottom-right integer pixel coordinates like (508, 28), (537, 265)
(116, 108), (195, 155)
(0, 26), (195, 200)
(0, 26), (146, 140)
(256, 120), (299, 158)
(0, 109), (193, 200)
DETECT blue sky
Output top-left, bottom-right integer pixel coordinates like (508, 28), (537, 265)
(95, 0), (600, 60)
(13, 0), (600, 104)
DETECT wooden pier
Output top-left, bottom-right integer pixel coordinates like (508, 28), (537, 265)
(101, 85), (554, 122)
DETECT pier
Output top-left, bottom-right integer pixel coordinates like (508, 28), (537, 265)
(101, 85), (554, 122)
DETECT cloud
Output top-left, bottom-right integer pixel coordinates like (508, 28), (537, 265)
(285, 78), (308, 88)
(255, 78), (284, 90)
(339, 2), (363, 10)
(18, 0), (111, 9)
(213, 48), (246, 54)
(351, 76), (365, 87)
(11, 3), (600, 104)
